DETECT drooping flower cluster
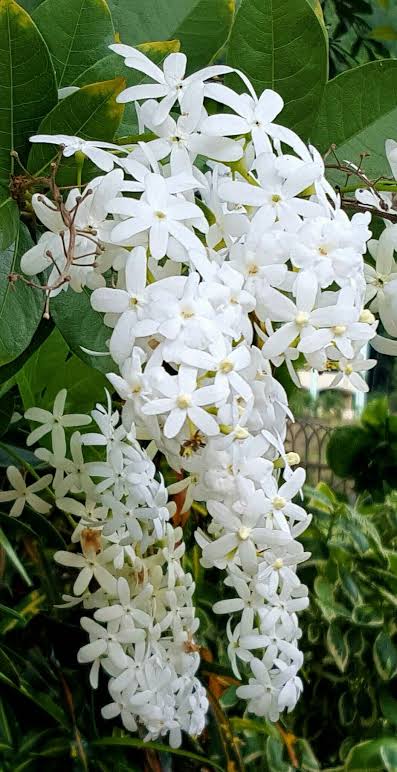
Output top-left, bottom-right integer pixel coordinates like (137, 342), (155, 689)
(1, 391), (207, 747)
(4, 45), (397, 744)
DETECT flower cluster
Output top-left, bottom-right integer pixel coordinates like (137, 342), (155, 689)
(1, 391), (207, 747)
(5, 44), (397, 743)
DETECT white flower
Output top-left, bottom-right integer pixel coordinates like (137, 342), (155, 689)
(236, 656), (280, 721)
(54, 542), (119, 595)
(109, 173), (206, 258)
(201, 85), (286, 155)
(109, 46), (233, 124)
(365, 227), (397, 337)
(25, 389), (91, 457)
(260, 275), (357, 359)
(219, 152), (322, 230)
(142, 365), (223, 438)
(139, 84), (243, 174)
(329, 354), (377, 392)
(204, 492), (291, 574)
(0, 467), (52, 517)
(30, 134), (125, 172)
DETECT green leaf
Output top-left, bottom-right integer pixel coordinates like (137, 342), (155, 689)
(0, 603), (24, 623)
(352, 603), (384, 627)
(17, 328), (107, 414)
(27, 77), (125, 178)
(373, 631), (397, 681)
(51, 287), (113, 374)
(381, 744), (397, 772)
(73, 40), (180, 136)
(0, 393), (14, 438)
(0, 0), (57, 180)
(326, 425), (370, 479)
(0, 224), (45, 366)
(326, 622), (349, 672)
(312, 60), (397, 180)
(226, 0), (328, 136)
(33, 0), (114, 88)
(344, 738), (397, 772)
(0, 526), (31, 585)
(0, 589), (45, 634)
(90, 737), (224, 771)
(266, 736), (293, 772)
(108, 0), (234, 73)
(338, 567), (362, 605)
(314, 576), (350, 622)
(380, 688), (397, 726)
(295, 738), (320, 771)
(0, 190), (18, 251)
(338, 692), (357, 727)
(0, 317), (54, 386)
(0, 441), (43, 467)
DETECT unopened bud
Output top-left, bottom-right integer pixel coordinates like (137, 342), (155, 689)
(286, 452), (300, 466)
(359, 308), (375, 324)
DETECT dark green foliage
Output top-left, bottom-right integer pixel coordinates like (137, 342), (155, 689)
(327, 398), (397, 499)
(291, 483), (397, 768)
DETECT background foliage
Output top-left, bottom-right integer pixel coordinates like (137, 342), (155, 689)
(1, 0), (397, 769)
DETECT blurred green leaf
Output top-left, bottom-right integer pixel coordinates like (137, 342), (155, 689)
(338, 692), (357, 727)
(344, 737), (397, 771)
(373, 631), (397, 680)
(266, 735), (293, 772)
(352, 604), (384, 627)
(0, 394), (14, 439)
(91, 736), (225, 770)
(326, 622), (349, 672)
(0, 526), (31, 586)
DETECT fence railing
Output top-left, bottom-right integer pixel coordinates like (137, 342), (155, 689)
(285, 418), (352, 496)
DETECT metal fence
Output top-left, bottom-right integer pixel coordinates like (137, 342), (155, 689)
(285, 418), (352, 496)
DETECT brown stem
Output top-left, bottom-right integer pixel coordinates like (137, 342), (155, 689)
(276, 721), (299, 768)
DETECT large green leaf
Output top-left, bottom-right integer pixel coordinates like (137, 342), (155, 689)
(107, 0), (234, 72)
(0, 224), (45, 366)
(51, 286), (114, 374)
(16, 327), (107, 414)
(0, 189), (18, 251)
(0, 317), (53, 386)
(73, 40), (180, 136)
(345, 738), (397, 772)
(0, 0), (57, 180)
(27, 77), (125, 177)
(312, 60), (397, 180)
(226, 0), (328, 137)
(33, 0), (114, 88)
